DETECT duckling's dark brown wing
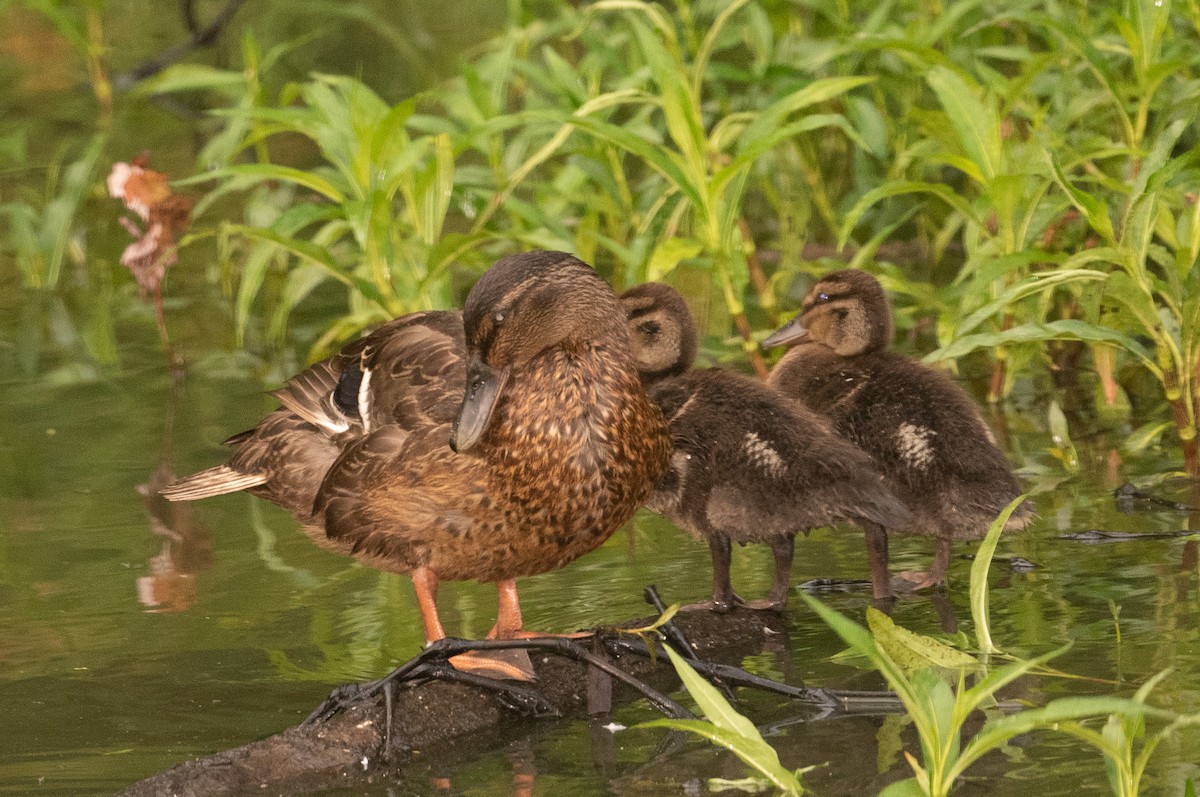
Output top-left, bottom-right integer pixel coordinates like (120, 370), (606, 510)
(647, 369), (910, 544)
(781, 349), (1031, 536)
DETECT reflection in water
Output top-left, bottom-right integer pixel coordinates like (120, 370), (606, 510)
(135, 384), (212, 613)
(135, 460), (212, 613)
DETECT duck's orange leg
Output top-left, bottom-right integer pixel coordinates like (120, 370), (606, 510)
(411, 567), (447, 642)
(490, 579), (592, 640)
(411, 567), (536, 681)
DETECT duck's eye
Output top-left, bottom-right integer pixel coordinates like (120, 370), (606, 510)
(816, 291), (831, 303)
(494, 311), (505, 324)
(638, 320), (661, 336)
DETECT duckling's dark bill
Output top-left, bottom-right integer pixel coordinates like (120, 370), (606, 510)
(450, 356), (509, 452)
(761, 317), (808, 349)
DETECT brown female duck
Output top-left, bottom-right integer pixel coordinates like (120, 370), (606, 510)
(165, 251), (672, 678)
(621, 283), (910, 611)
(764, 269), (1033, 599)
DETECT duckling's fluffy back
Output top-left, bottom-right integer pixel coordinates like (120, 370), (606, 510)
(771, 341), (1032, 540)
(647, 367), (910, 545)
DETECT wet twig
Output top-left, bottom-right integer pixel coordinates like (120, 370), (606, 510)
(115, 0), (250, 88)
(1113, 481), (1197, 513)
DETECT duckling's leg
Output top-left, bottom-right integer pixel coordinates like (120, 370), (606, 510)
(742, 534), (795, 611)
(410, 568), (536, 681)
(892, 536), (952, 592)
(680, 536), (744, 612)
(864, 523), (895, 600)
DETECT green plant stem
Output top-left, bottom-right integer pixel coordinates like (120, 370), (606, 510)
(84, 1), (113, 130)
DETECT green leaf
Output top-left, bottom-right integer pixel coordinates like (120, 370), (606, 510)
(639, 719), (803, 796)
(970, 496), (1027, 654)
(647, 237), (704, 282)
(927, 319), (1157, 375)
(1046, 151), (1116, 245)
(951, 269), (1109, 338)
(926, 66), (1002, 183)
(661, 646), (757, 739)
(135, 64), (246, 96)
(877, 778), (927, 797)
(1123, 421), (1172, 454)
(801, 594), (920, 713)
(179, 163), (346, 203)
(840, 181), (982, 249)
(738, 76), (875, 155)
(222, 224), (355, 289)
(866, 608), (978, 672)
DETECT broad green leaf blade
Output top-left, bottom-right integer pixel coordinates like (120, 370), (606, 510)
(926, 319), (1158, 375)
(867, 608), (978, 672)
(638, 718), (803, 796)
(1046, 151), (1116, 245)
(839, 181), (982, 249)
(661, 646), (758, 739)
(801, 594), (921, 712)
(179, 163), (347, 203)
(952, 269), (1109, 338)
(222, 224), (354, 289)
(926, 66), (1002, 183)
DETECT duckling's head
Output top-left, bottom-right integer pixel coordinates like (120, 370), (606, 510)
(619, 283), (698, 381)
(451, 250), (629, 452)
(762, 269), (892, 357)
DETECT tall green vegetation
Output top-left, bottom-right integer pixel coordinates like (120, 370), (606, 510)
(6, 0), (1200, 472)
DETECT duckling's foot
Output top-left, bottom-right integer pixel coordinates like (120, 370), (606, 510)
(678, 592), (746, 613)
(448, 648), (537, 681)
(890, 570), (944, 593)
(740, 597), (787, 612)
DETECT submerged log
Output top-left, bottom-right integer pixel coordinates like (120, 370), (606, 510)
(118, 606), (813, 797)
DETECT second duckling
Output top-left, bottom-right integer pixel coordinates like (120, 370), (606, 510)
(764, 269), (1034, 598)
(621, 283), (910, 611)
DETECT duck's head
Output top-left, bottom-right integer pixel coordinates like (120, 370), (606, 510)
(451, 250), (629, 452)
(619, 282), (698, 382)
(761, 269), (892, 357)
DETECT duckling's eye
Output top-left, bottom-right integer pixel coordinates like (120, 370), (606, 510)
(494, 311), (505, 325)
(816, 291), (831, 303)
(638, 320), (661, 336)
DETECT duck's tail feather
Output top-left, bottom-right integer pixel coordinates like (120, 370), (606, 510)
(160, 465), (267, 502)
(271, 360), (356, 434)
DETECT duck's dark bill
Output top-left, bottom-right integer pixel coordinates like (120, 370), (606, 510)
(450, 357), (510, 452)
(761, 317), (808, 349)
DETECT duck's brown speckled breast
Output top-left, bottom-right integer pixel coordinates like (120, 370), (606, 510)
(446, 342), (671, 582)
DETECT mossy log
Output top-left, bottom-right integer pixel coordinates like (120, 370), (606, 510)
(118, 607), (803, 797)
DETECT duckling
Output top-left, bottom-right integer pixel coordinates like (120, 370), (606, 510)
(763, 269), (1033, 598)
(169, 251), (671, 679)
(621, 283), (910, 611)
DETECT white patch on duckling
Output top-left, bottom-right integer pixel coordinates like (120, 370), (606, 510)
(895, 422), (936, 469)
(742, 432), (786, 477)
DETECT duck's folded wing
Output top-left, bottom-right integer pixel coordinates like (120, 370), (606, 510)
(314, 424), (482, 572)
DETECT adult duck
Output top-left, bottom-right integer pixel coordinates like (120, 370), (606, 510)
(764, 269), (1033, 599)
(166, 251), (672, 678)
